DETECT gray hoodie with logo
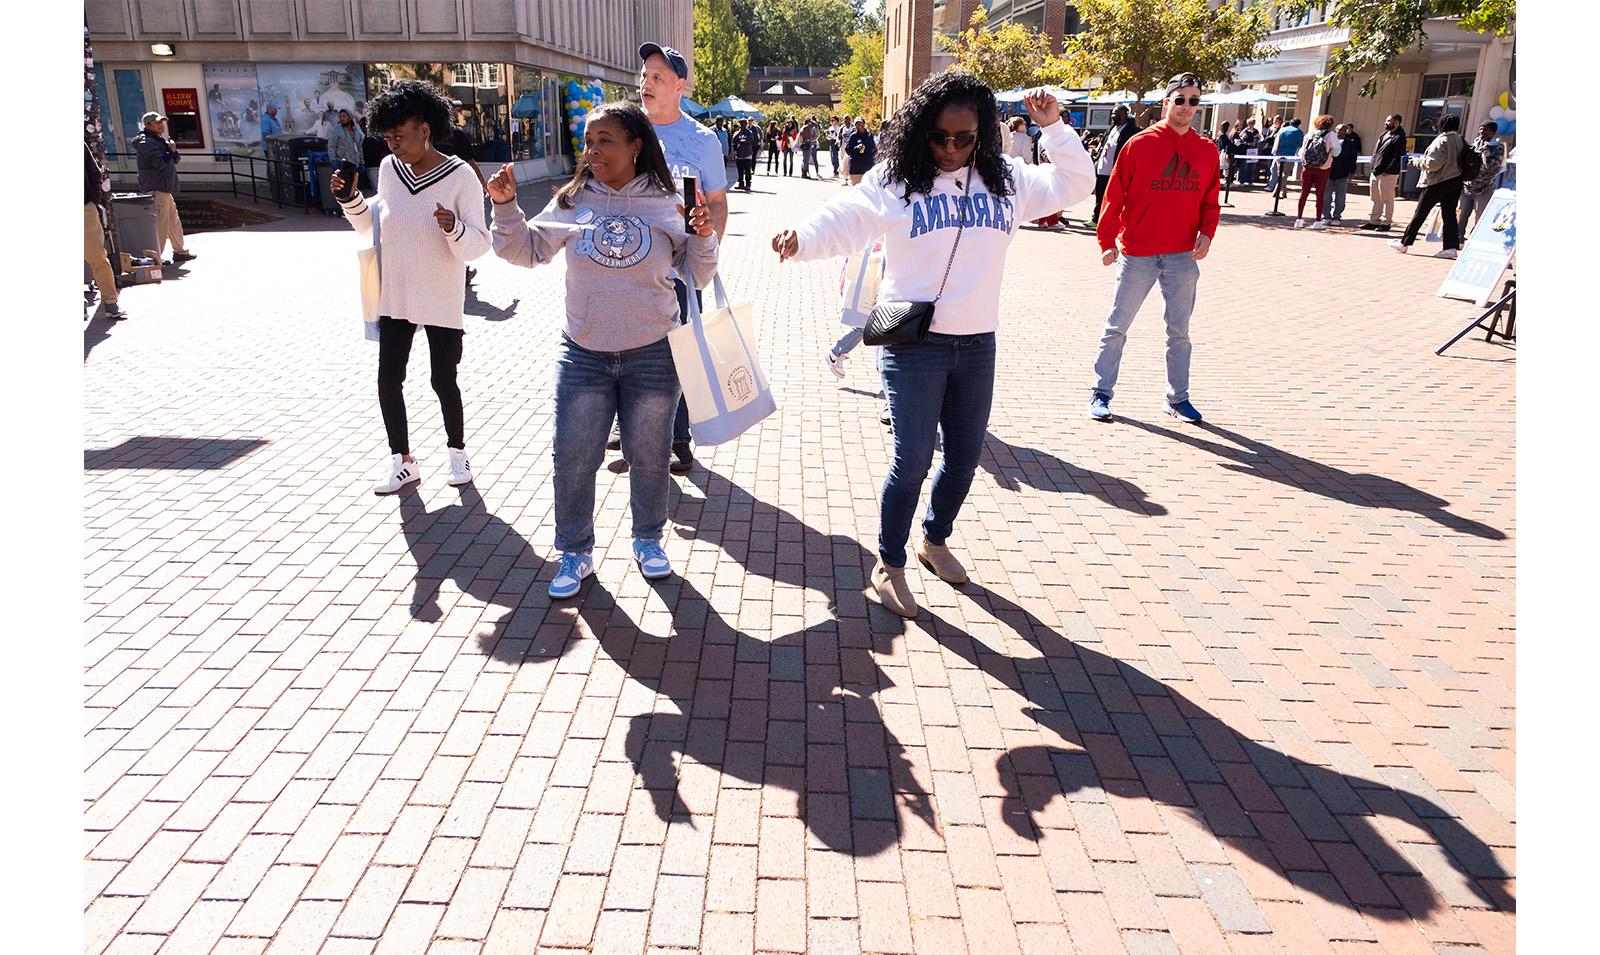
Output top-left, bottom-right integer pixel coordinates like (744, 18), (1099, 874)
(490, 174), (719, 352)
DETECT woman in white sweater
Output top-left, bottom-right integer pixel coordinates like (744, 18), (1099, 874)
(331, 81), (491, 494)
(487, 101), (719, 600)
(771, 74), (1095, 618)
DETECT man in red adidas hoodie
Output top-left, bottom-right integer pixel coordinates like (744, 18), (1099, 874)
(1088, 72), (1221, 424)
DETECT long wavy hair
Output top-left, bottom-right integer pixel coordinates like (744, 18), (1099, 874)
(879, 71), (1013, 203)
(553, 101), (675, 209)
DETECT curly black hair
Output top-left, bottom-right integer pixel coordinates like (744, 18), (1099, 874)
(879, 71), (1012, 203)
(367, 79), (453, 144)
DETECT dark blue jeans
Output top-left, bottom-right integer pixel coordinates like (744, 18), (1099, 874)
(876, 331), (996, 567)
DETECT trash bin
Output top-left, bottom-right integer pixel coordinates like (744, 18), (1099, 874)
(1399, 163), (1423, 200)
(110, 192), (159, 272)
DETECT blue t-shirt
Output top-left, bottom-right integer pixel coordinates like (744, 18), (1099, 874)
(1274, 125), (1304, 156)
(653, 114), (728, 195)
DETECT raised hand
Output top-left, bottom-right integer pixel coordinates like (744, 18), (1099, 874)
(1023, 88), (1061, 128)
(487, 163), (517, 203)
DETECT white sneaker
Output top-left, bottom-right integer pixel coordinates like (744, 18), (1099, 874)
(1309, 220), (1326, 231)
(447, 448), (473, 486)
(825, 349), (847, 379)
(1433, 248), (1459, 260)
(374, 454), (422, 495)
(1293, 218), (1306, 229)
(1388, 239), (1408, 254)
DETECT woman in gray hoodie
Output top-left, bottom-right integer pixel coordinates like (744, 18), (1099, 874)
(488, 101), (719, 600)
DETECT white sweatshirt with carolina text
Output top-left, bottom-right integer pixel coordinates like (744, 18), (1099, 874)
(790, 120), (1095, 335)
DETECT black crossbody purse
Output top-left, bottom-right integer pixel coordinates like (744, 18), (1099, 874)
(862, 162), (974, 347)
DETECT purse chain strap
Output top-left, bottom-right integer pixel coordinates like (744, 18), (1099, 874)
(932, 159), (976, 305)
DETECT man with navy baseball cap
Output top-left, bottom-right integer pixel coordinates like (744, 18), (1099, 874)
(632, 41), (729, 474)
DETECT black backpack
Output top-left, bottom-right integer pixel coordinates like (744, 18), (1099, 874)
(1302, 131), (1328, 166)
(1458, 140), (1483, 180)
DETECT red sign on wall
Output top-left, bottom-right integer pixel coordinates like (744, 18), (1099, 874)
(162, 88), (204, 148)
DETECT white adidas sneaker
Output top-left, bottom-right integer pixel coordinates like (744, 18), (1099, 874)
(374, 454), (422, 495)
(447, 448), (473, 486)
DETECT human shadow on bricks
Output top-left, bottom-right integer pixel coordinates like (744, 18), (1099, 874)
(981, 434), (1168, 515)
(563, 574), (935, 856)
(1128, 419), (1506, 541)
(84, 436), (268, 470)
(906, 582), (1510, 916)
(397, 486), (565, 656)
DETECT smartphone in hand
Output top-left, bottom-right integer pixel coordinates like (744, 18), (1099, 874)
(334, 160), (360, 201)
(683, 175), (697, 233)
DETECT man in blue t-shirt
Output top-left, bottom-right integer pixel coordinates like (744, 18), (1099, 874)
(1266, 117), (1303, 195)
(636, 42), (730, 473)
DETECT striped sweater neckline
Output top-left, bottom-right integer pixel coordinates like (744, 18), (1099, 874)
(393, 155), (465, 196)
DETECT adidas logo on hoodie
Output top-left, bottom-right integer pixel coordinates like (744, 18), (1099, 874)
(1151, 154), (1202, 192)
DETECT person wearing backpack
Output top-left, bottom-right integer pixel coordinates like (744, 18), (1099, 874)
(1457, 120), (1506, 234)
(1390, 114), (1466, 258)
(1293, 115), (1339, 230)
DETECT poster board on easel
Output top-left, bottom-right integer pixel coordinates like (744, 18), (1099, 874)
(1437, 189), (1516, 306)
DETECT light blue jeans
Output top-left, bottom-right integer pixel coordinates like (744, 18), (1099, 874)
(1091, 252), (1199, 404)
(553, 335), (680, 554)
(877, 332), (995, 567)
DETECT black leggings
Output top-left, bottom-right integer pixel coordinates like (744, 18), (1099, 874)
(766, 146), (778, 172)
(1401, 177), (1465, 250)
(377, 316), (465, 455)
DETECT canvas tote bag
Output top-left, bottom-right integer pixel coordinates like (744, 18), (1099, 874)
(838, 239), (885, 328)
(668, 264), (776, 446)
(356, 199), (382, 341)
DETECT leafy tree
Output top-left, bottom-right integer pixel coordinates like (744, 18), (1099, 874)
(694, 0), (751, 104)
(733, 0), (856, 69)
(937, 9), (1073, 92)
(1276, 0), (1516, 97)
(1060, 0), (1275, 118)
(747, 100), (835, 129)
(830, 30), (885, 124)
(854, 0), (884, 32)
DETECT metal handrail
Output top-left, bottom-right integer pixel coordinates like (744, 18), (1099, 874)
(103, 150), (319, 212)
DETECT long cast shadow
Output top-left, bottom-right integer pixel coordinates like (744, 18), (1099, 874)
(673, 466), (1510, 917)
(1127, 419), (1506, 540)
(396, 486), (564, 654)
(84, 436), (268, 471)
(981, 434), (1167, 515)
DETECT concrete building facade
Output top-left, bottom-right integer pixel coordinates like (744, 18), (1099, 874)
(87, 0), (692, 181)
(1225, 2), (1514, 153)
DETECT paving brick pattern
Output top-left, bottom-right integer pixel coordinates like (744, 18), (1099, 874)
(85, 168), (1514, 953)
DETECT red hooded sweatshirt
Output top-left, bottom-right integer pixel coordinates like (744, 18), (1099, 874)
(1096, 123), (1221, 257)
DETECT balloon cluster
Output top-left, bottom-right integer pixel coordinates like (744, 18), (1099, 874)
(1488, 90), (1516, 137)
(566, 79), (605, 154)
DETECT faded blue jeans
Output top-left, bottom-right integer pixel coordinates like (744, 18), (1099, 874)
(877, 331), (996, 568)
(553, 335), (680, 554)
(1326, 175), (1349, 221)
(1091, 252), (1199, 404)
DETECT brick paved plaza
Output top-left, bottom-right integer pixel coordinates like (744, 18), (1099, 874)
(84, 170), (1515, 954)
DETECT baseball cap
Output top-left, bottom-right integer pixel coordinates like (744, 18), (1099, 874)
(1164, 72), (1202, 95)
(639, 43), (689, 79)
(140, 111), (166, 125)
(265, 102), (279, 110)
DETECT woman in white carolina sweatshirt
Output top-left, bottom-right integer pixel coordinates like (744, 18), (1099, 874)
(771, 74), (1095, 618)
(487, 101), (719, 600)
(332, 81), (491, 495)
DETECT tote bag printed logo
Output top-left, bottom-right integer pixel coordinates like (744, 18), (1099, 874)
(727, 366), (754, 402)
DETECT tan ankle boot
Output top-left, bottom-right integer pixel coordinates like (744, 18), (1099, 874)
(871, 560), (918, 618)
(915, 539), (968, 585)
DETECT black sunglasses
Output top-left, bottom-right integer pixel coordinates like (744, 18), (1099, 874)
(1170, 95), (1202, 106)
(927, 130), (978, 149)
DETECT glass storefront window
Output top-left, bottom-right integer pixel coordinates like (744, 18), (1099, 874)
(1416, 72), (1475, 149)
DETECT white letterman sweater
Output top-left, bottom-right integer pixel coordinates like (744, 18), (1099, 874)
(338, 153), (490, 330)
(790, 121), (1095, 335)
